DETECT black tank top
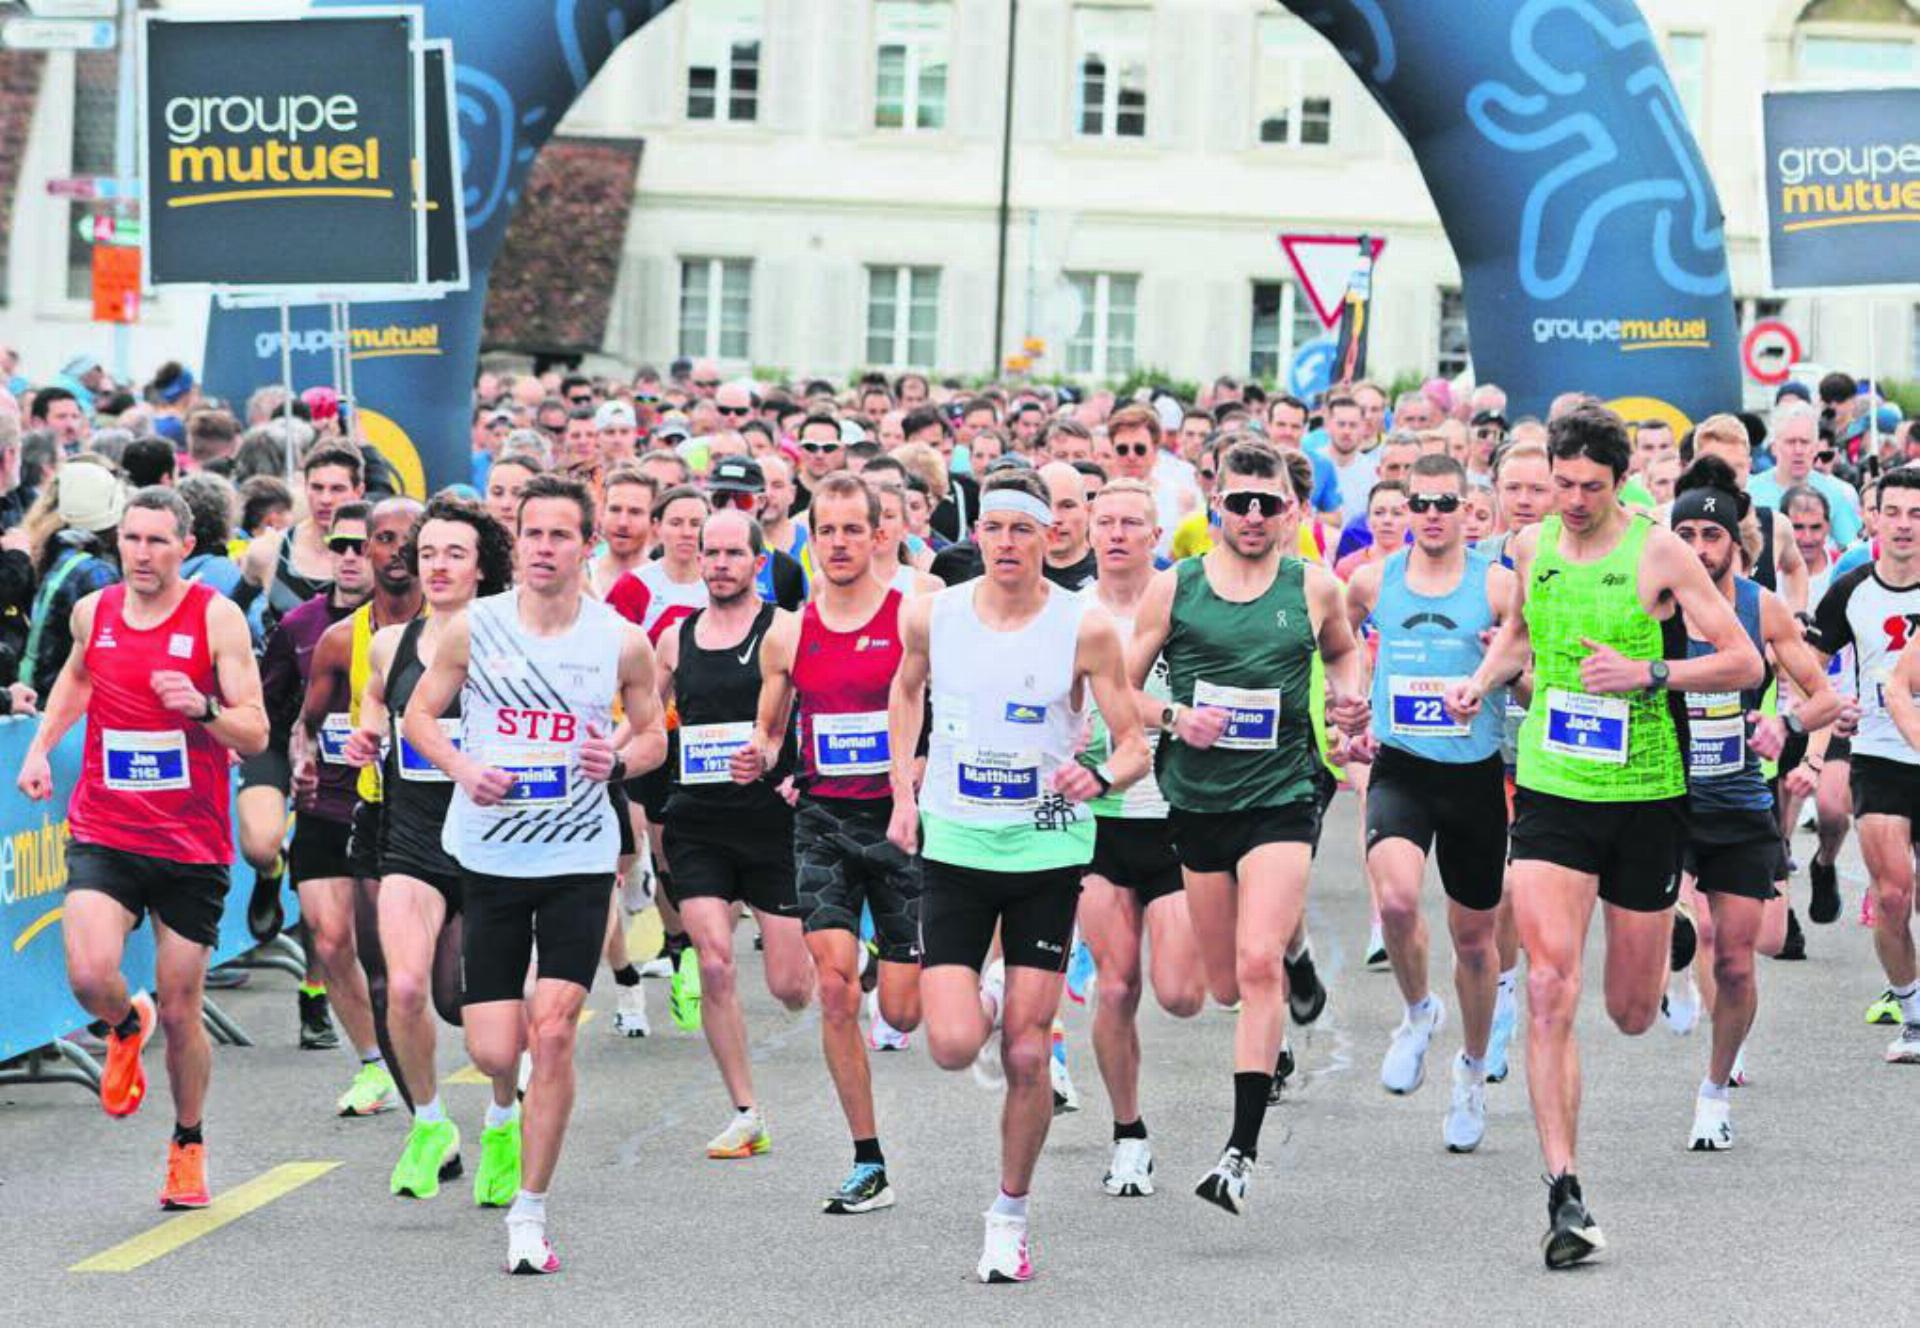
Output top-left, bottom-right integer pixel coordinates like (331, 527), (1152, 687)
(266, 525), (332, 632)
(1752, 502), (1777, 592)
(379, 617), (462, 875)
(662, 602), (792, 826)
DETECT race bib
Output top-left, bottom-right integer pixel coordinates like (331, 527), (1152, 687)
(679, 721), (753, 786)
(813, 710), (891, 776)
(318, 712), (354, 765)
(1542, 689), (1629, 765)
(1193, 680), (1280, 751)
(956, 747), (1040, 808)
(1685, 692), (1745, 779)
(397, 718), (461, 783)
(490, 743), (570, 805)
(1389, 676), (1469, 738)
(102, 728), (190, 792)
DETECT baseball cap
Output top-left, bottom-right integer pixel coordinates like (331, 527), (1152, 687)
(594, 400), (637, 431)
(1774, 380), (1812, 405)
(1470, 409), (1509, 430)
(654, 413), (691, 444)
(1840, 404), (1904, 444)
(983, 454), (1034, 474)
(708, 455), (766, 494)
(301, 385), (340, 422)
(61, 352), (104, 380)
(58, 461), (126, 533)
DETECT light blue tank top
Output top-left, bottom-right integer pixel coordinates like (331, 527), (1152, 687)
(1369, 547), (1503, 763)
(1684, 576), (1772, 814)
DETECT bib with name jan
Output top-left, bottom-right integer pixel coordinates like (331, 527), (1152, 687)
(103, 729), (190, 792)
(318, 712), (354, 765)
(398, 718), (462, 783)
(1685, 691), (1745, 778)
(1389, 676), (1469, 738)
(490, 743), (571, 805)
(956, 747), (1040, 808)
(1192, 680), (1279, 751)
(1542, 689), (1628, 765)
(679, 721), (753, 785)
(813, 710), (891, 776)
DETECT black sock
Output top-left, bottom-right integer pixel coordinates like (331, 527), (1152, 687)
(853, 1137), (884, 1166)
(173, 1121), (203, 1147)
(664, 929), (689, 963)
(612, 964), (640, 987)
(1113, 1117), (1148, 1142)
(1227, 1071), (1272, 1160)
(112, 1006), (143, 1039)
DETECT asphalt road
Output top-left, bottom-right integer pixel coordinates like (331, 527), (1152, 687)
(2, 797), (1912, 1326)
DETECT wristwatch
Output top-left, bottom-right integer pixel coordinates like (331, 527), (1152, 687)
(1160, 703), (1181, 740)
(198, 694), (222, 723)
(1091, 762), (1115, 795)
(1645, 661), (1670, 694)
(1784, 709), (1807, 736)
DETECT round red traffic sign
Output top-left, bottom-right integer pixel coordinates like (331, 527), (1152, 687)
(1742, 320), (1801, 386)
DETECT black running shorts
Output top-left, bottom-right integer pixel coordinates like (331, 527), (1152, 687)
(1851, 754), (1920, 832)
(289, 813), (353, 885)
(1085, 817), (1183, 906)
(661, 816), (798, 917)
(1683, 808), (1785, 901)
(919, 860), (1082, 973)
(1168, 802), (1319, 875)
(238, 747), (292, 794)
(792, 796), (922, 962)
(460, 870), (614, 1004)
(1509, 787), (1687, 913)
(346, 799), (382, 883)
(1364, 747), (1507, 912)
(67, 841), (230, 949)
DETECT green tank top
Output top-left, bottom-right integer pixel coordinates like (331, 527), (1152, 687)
(1516, 515), (1685, 801)
(1159, 556), (1318, 811)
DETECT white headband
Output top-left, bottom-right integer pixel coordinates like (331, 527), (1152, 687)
(979, 489), (1055, 527)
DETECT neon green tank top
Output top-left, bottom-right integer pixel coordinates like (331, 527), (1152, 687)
(1516, 515), (1685, 801)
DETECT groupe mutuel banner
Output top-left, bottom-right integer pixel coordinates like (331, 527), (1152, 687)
(1762, 86), (1920, 292)
(141, 9), (425, 290)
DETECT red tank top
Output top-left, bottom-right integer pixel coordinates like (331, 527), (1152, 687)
(793, 589), (903, 800)
(71, 582), (233, 864)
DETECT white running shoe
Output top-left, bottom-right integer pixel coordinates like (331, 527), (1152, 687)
(1194, 1147), (1252, 1215)
(865, 989), (912, 1052)
(1103, 1137), (1154, 1197)
(1381, 998), (1446, 1095)
(972, 961), (1007, 1090)
(1688, 1093), (1733, 1151)
(506, 1217), (560, 1275)
(1729, 1044), (1750, 1087)
(1886, 1023), (1920, 1064)
(1364, 919), (1389, 971)
(516, 1051), (533, 1097)
(976, 1211), (1033, 1283)
(1443, 1053), (1487, 1153)
(613, 983), (651, 1038)
(619, 860), (652, 914)
(1049, 1048), (1079, 1115)
(1663, 972), (1701, 1036)
(706, 1108), (770, 1159)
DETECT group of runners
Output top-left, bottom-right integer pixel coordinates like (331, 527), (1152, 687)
(22, 391), (1920, 1281)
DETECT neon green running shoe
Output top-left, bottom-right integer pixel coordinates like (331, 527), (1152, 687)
(336, 1061), (399, 1117)
(670, 945), (702, 1032)
(474, 1115), (522, 1208)
(390, 1118), (461, 1199)
(1866, 989), (1904, 1026)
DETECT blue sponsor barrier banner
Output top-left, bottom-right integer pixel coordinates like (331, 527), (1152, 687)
(0, 718), (294, 1062)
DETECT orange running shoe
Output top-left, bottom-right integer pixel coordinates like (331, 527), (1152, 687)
(100, 992), (157, 1118)
(160, 1140), (210, 1210)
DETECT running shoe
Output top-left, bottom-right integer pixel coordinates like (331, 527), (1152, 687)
(336, 1061), (399, 1117)
(1103, 1136), (1154, 1197)
(1542, 1173), (1605, 1270)
(976, 1211), (1033, 1283)
(204, 965), (250, 990)
(669, 945), (702, 1032)
(972, 961), (1007, 1091)
(865, 989), (911, 1052)
(1663, 972), (1701, 1036)
(1689, 1093), (1733, 1151)
(1050, 1022), (1079, 1115)
(1284, 947), (1327, 1026)
(100, 991), (156, 1119)
(506, 1217), (560, 1275)
(474, 1117), (522, 1207)
(707, 1108), (771, 1159)
(1865, 989), (1903, 1026)
(1194, 1147), (1253, 1216)
(619, 856), (652, 913)
(1808, 856), (1841, 925)
(1729, 1045), (1750, 1087)
(1443, 1053), (1486, 1154)
(1065, 939), (1096, 1006)
(246, 853), (286, 942)
(390, 1118), (462, 1199)
(1775, 908), (1807, 961)
(298, 988), (340, 1051)
(1670, 905), (1697, 972)
(637, 945), (675, 980)
(823, 1161), (894, 1214)
(1268, 1041), (1294, 1104)
(614, 982), (651, 1038)
(1486, 987), (1517, 1084)
(1364, 919), (1388, 971)
(1886, 1023), (1920, 1064)
(1380, 998), (1446, 1095)
(159, 1139), (210, 1210)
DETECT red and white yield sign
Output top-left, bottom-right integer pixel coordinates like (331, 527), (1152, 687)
(1742, 320), (1802, 386)
(1279, 234), (1388, 331)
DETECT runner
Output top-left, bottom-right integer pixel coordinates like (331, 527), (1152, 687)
(734, 471), (922, 1216)
(1443, 405), (1762, 1268)
(1809, 467), (1920, 1059)
(1076, 478), (1205, 1197)
(18, 487), (268, 1208)
(1781, 485), (1854, 933)
(401, 474), (667, 1275)
(657, 509), (814, 1159)
(589, 466), (656, 598)
(886, 467), (1148, 1282)
(1666, 458), (1843, 1148)
(1126, 439), (1370, 1216)
(1342, 454), (1515, 1151)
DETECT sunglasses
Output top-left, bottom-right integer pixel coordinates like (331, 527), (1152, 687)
(1816, 450), (1836, 463)
(327, 536), (367, 555)
(567, 394), (594, 406)
(799, 440), (843, 454)
(1112, 442), (1152, 458)
(693, 378), (722, 389)
(716, 404), (752, 418)
(1219, 490), (1290, 518)
(635, 393), (661, 405)
(712, 489), (760, 511)
(1406, 492), (1462, 514)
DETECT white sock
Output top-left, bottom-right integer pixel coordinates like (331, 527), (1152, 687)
(990, 1190), (1028, 1220)
(1699, 1077), (1731, 1101)
(1497, 968), (1519, 999)
(1460, 1053), (1486, 1078)
(1407, 994), (1437, 1024)
(509, 1189), (547, 1224)
(485, 1100), (519, 1129)
(1895, 981), (1920, 1024)
(357, 1049), (385, 1068)
(414, 1095), (446, 1123)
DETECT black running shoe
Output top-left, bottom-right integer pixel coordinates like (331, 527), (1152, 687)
(1670, 908), (1697, 972)
(298, 989), (339, 1050)
(1808, 858), (1841, 925)
(1284, 950), (1327, 1026)
(246, 854), (286, 942)
(1775, 909), (1807, 962)
(1542, 1173), (1605, 1270)
(1269, 1043), (1295, 1105)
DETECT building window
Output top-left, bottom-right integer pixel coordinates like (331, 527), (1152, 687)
(1255, 14), (1335, 146)
(1797, 32), (1917, 79)
(866, 265), (941, 367)
(679, 258), (752, 360)
(1066, 272), (1138, 377)
(1073, 6), (1148, 140)
(1666, 32), (1706, 130)
(1249, 281), (1323, 382)
(1436, 288), (1471, 379)
(686, 0), (761, 123)
(66, 52), (118, 302)
(875, 1), (950, 131)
